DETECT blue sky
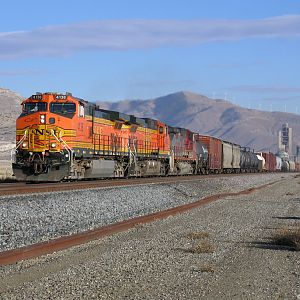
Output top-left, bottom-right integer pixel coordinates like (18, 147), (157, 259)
(0, 0), (300, 113)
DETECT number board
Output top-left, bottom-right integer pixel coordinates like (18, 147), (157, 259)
(31, 95), (42, 100)
(55, 95), (67, 100)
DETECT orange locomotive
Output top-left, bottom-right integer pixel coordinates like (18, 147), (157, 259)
(13, 92), (205, 181)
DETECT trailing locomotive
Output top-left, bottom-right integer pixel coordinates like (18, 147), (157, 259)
(12, 92), (291, 182)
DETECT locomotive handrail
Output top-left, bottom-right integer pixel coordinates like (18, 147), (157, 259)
(128, 137), (137, 166)
(51, 130), (73, 166)
(15, 129), (28, 150)
(11, 129), (28, 162)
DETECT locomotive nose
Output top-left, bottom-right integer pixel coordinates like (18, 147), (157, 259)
(19, 125), (61, 152)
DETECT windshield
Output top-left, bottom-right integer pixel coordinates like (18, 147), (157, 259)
(22, 102), (47, 115)
(50, 102), (76, 115)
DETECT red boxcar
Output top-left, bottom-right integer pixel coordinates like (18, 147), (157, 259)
(196, 135), (222, 172)
(262, 152), (276, 172)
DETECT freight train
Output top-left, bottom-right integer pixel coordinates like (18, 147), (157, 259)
(12, 92), (299, 181)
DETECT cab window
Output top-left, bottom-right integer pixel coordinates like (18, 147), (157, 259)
(50, 102), (76, 117)
(22, 102), (47, 115)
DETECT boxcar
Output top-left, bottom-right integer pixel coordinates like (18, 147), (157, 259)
(261, 152), (276, 172)
(269, 153), (277, 172)
(197, 135), (222, 173)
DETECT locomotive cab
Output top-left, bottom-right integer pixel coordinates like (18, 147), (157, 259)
(13, 92), (80, 181)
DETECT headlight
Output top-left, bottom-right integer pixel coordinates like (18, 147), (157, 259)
(51, 142), (56, 148)
(40, 114), (46, 124)
(22, 142), (28, 148)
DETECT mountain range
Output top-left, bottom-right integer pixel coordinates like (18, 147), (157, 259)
(98, 91), (300, 155)
(0, 89), (299, 158)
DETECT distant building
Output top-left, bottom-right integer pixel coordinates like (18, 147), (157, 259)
(296, 145), (300, 163)
(278, 123), (292, 156)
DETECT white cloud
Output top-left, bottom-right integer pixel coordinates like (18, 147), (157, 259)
(0, 15), (300, 59)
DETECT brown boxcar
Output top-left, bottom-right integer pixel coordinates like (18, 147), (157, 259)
(262, 152), (276, 172)
(295, 162), (300, 172)
(196, 135), (222, 172)
(269, 152), (277, 172)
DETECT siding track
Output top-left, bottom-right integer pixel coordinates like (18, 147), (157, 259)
(0, 179), (280, 266)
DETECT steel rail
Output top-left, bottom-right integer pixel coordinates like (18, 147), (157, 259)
(0, 179), (281, 266)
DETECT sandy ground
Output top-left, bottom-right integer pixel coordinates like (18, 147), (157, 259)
(0, 160), (14, 180)
(0, 174), (300, 299)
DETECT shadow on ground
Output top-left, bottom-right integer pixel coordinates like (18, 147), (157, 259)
(273, 216), (300, 221)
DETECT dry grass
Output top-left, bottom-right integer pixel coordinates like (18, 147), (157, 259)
(198, 265), (215, 273)
(272, 227), (300, 251)
(285, 192), (294, 196)
(277, 293), (285, 300)
(187, 232), (210, 239)
(188, 240), (215, 254)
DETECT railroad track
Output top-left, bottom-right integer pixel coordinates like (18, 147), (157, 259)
(0, 173), (257, 196)
(0, 179), (280, 266)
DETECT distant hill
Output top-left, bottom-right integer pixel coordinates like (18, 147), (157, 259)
(0, 88), (22, 158)
(0, 88), (22, 140)
(98, 91), (300, 154)
(0, 89), (299, 156)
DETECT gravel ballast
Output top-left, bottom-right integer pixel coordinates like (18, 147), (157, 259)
(0, 173), (299, 299)
(0, 173), (291, 252)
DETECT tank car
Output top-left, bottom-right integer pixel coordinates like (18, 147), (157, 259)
(240, 148), (259, 172)
(281, 160), (290, 172)
(256, 153), (264, 172)
(275, 156), (282, 171)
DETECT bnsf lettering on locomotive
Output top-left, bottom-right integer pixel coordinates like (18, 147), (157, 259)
(32, 129), (58, 135)
(35, 129), (44, 135)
